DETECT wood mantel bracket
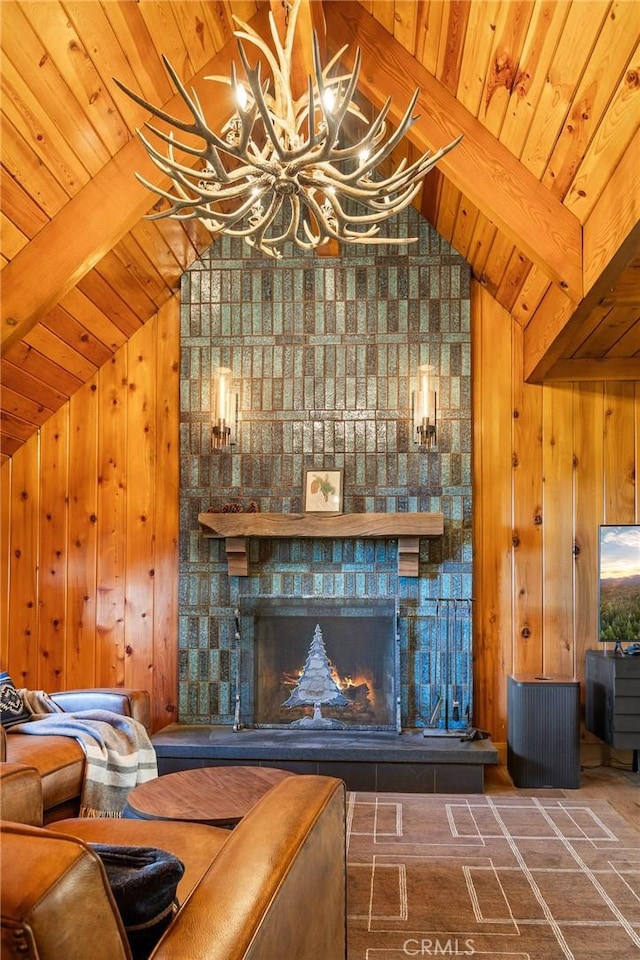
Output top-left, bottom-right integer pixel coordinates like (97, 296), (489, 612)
(224, 537), (250, 577)
(198, 512), (444, 577)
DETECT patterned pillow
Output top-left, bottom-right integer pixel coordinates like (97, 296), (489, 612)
(0, 671), (31, 728)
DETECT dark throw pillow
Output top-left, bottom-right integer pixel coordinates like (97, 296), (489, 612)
(0, 671), (31, 728)
(90, 844), (185, 960)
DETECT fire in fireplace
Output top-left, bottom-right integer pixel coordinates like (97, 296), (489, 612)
(237, 598), (400, 732)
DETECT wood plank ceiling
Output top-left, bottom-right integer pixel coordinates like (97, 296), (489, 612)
(1, 0), (638, 463)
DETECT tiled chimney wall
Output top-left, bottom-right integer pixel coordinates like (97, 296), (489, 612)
(179, 208), (472, 728)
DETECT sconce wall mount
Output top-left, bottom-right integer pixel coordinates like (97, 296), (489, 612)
(413, 364), (437, 450)
(212, 366), (237, 450)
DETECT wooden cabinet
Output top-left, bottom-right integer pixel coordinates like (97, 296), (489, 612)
(585, 650), (640, 772)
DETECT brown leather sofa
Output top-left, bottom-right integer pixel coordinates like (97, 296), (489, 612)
(0, 688), (151, 823)
(1, 765), (347, 960)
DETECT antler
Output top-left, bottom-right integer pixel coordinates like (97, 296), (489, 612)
(113, 0), (461, 258)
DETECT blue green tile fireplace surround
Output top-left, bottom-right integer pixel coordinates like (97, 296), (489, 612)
(170, 208), (497, 791)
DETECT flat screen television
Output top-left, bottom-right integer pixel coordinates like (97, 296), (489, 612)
(598, 524), (640, 644)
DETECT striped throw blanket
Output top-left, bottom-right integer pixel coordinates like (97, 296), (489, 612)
(13, 699), (158, 817)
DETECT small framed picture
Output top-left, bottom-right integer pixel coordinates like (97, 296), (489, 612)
(303, 468), (344, 515)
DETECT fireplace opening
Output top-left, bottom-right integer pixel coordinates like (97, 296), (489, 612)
(237, 598), (400, 732)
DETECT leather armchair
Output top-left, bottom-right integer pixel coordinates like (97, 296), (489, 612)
(1, 774), (347, 960)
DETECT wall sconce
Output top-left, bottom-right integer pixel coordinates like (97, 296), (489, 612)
(212, 367), (237, 450)
(413, 364), (437, 449)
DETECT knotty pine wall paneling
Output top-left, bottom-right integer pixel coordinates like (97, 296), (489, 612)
(472, 281), (514, 744)
(541, 383), (575, 679)
(123, 319), (157, 697)
(5, 435), (40, 686)
(0, 298), (180, 733)
(605, 382), (637, 520)
(0, 454), (11, 666)
(95, 344), (128, 688)
(38, 405), (70, 690)
(67, 374), (99, 687)
(511, 319), (544, 679)
(472, 284), (639, 753)
(574, 383), (605, 699)
(152, 298), (180, 730)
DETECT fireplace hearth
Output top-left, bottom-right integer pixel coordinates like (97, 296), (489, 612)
(151, 723), (499, 793)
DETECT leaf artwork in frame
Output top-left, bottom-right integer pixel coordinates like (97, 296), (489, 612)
(303, 469), (343, 515)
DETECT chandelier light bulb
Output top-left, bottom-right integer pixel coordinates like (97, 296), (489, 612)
(235, 82), (249, 111)
(322, 87), (336, 114)
(114, 0), (462, 258)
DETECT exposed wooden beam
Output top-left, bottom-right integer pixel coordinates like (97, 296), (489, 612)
(524, 130), (640, 382)
(1, 6), (271, 357)
(521, 284), (576, 383)
(541, 358), (640, 382)
(323, 0), (583, 303)
(523, 221), (640, 383)
(599, 258), (640, 305)
(1, 147), (154, 354)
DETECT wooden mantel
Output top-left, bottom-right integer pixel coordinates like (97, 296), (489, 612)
(198, 512), (445, 577)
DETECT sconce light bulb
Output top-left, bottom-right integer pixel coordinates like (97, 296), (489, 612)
(212, 366), (235, 449)
(219, 378), (229, 421)
(414, 363), (437, 449)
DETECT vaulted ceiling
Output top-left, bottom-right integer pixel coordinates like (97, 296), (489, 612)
(1, 0), (638, 463)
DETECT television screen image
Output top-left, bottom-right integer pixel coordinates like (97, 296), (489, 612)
(598, 525), (640, 644)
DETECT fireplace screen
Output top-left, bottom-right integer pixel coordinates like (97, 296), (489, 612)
(237, 598), (399, 731)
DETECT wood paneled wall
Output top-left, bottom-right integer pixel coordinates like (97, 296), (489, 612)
(473, 285), (639, 746)
(1, 283), (638, 738)
(0, 298), (180, 734)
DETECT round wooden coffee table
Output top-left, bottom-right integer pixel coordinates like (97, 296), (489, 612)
(124, 766), (294, 827)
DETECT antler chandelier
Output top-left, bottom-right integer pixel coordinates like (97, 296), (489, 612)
(115, 0), (461, 259)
